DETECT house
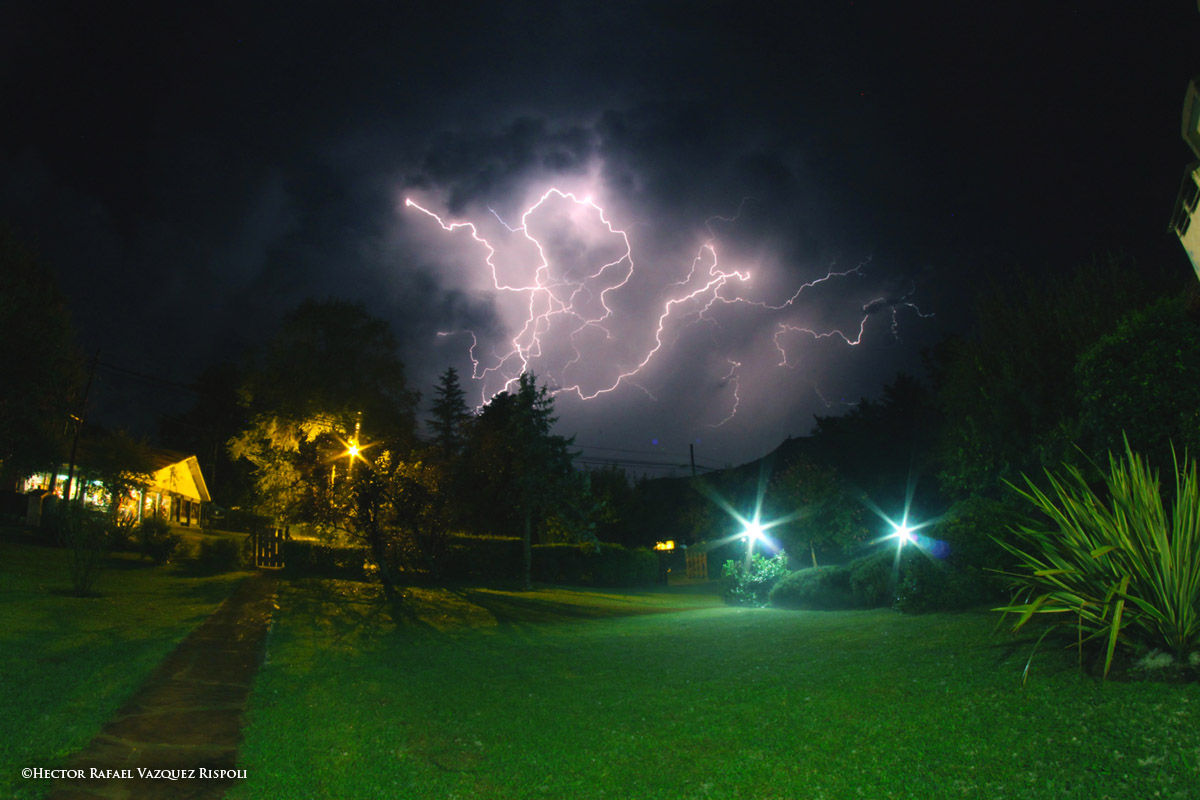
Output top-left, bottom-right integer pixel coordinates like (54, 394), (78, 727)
(1171, 77), (1200, 281)
(140, 449), (212, 526)
(22, 448), (212, 527)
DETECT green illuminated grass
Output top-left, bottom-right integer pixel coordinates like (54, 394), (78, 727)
(232, 578), (1200, 799)
(0, 536), (249, 800)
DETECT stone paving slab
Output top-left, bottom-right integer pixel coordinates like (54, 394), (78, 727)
(46, 571), (277, 800)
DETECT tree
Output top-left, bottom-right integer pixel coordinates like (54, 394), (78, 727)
(458, 373), (575, 589)
(227, 299), (421, 600)
(228, 299), (419, 527)
(582, 466), (634, 544)
(427, 366), (472, 459)
(764, 456), (867, 567)
(809, 372), (941, 517)
(49, 430), (155, 597)
(1075, 294), (1200, 472)
(387, 457), (454, 575)
(159, 361), (253, 507)
(334, 447), (453, 601)
(933, 255), (1179, 499)
(0, 227), (81, 487)
(246, 298), (418, 443)
(78, 429), (155, 524)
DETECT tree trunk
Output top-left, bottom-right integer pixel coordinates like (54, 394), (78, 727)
(810, 541), (818, 568)
(365, 523), (401, 605)
(522, 511), (532, 591)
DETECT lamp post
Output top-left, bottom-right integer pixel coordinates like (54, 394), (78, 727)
(741, 517), (765, 565)
(347, 411), (362, 477)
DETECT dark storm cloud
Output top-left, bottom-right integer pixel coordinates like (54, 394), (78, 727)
(412, 118), (598, 213)
(3, 0), (1197, 466)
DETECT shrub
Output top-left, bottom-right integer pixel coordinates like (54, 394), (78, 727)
(889, 498), (1027, 614)
(996, 440), (1200, 680)
(104, 517), (139, 553)
(442, 535), (522, 581)
(894, 554), (982, 614)
(137, 517), (185, 565)
(603, 544), (658, 587)
(769, 564), (855, 610)
(939, 497), (1019, 563)
(848, 549), (894, 608)
(722, 552), (790, 606)
(196, 536), (247, 573)
(533, 542), (657, 587)
(46, 500), (109, 596)
(437, 536), (656, 586)
(534, 542), (588, 584)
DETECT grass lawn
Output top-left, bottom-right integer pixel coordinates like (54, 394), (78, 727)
(0, 535), (251, 800)
(230, 578), (1200, 799)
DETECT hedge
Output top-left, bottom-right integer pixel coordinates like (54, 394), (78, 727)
(279, 534), (657, 587)
(284, 539), (369, 579)
(442, 535), (523, 580)
(533, 542), (658, 587)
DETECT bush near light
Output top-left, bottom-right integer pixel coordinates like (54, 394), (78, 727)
(893, 496), (1025, 614)
(768, 550), (892, 610)
(767, 498), (1026, 613)
(996, 440), (1200, 679)
(722, 552), (790, 606)
(769, 563), (855, 610)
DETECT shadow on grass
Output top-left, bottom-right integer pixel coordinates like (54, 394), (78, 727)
(273, 573), (691, 643)
(282, 576), (443, 643)
(447, 587), (678, 628)
(102, 554), (157, 571)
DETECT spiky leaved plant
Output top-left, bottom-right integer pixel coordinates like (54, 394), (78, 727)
(995, 439), (1200, 681)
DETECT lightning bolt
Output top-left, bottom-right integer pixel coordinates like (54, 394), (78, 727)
(406, 188), (929, 423)
(708, 360), (742, 428)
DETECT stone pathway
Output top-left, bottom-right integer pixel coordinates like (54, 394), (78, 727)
(47, 571), (278, 800)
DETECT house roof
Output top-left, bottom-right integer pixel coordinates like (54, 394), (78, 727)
(145, 450), (211, 504)
(67, 442), (212, 504)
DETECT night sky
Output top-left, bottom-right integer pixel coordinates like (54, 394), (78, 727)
(3, 1), (1198, 474)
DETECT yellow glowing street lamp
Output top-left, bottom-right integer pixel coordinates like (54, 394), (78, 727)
(347, 412), (362, 476)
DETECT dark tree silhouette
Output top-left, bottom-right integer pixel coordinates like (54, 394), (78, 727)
(459, 373), (575, 589)
(0, 227), (81, 487)
(427, 366), (471, 459)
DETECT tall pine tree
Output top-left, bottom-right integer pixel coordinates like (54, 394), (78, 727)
(428, 367), (471, 459)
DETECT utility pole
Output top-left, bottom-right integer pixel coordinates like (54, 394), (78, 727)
(63, 349), (99, 503)
(690, 443), (696, 478)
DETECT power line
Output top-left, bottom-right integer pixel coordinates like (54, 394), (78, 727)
(572, 454), (719, 473)
(572, 441), (695, 459)
(96, 360), (196, 392)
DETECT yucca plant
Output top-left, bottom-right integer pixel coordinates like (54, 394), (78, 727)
(994, 439), (1200, 681)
